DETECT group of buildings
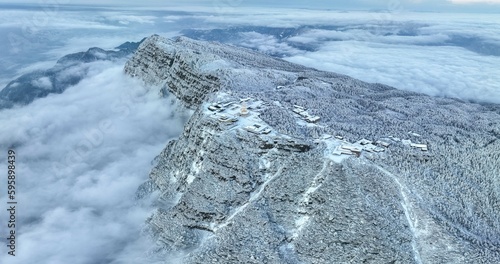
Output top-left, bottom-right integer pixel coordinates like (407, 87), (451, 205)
(206, 98), (428, 160)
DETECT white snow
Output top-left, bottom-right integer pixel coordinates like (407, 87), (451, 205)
(31, 77), (53, 90)
(213, 165), (284, 233)
(191, 160), (201, 174)
(291, 160), (329, 239)
(170, 170), (179, 183)
(199, 59), (231, 73)
(373, 164), (423, 264)
(323, 139), (349, 163)
(292, 215), (310, 239)
(300, 160), (329, 205)
(259, 158), (271, 170)
(186, 174), (196, 184)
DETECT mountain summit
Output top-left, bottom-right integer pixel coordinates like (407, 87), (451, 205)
(126, 35), (500, 264)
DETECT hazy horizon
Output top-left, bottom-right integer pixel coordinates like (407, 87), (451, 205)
(0, 0), (500, 13)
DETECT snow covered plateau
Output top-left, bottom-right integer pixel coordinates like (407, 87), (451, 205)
(125, 35), (500, 263)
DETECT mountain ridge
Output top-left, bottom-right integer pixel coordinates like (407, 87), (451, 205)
(126, 34), (500, 263)
(0, 38), (145, 109)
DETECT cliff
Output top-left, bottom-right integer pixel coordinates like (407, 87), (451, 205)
(125, 35), (500, 263)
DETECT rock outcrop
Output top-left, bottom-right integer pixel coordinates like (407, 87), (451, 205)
(126, 35), (500, 263)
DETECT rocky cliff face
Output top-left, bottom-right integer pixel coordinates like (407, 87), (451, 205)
(126, 35), (500, 263)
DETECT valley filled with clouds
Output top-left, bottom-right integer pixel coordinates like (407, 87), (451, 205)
(0, 59), (188, 263)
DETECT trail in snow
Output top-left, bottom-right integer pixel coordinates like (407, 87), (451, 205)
(212, 165), (284, 232)
(292, 159), (331, 239)
(372, 163), (423, 264)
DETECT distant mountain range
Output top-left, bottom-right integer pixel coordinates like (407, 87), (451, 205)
(0, 38), (145, 109)
(3, 23), (499, 110)
(181, 25), (500, 57)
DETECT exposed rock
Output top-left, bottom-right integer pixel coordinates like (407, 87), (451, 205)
(126, 35), (500, 263)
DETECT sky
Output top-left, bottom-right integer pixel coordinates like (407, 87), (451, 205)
(1, 0), (500, 12)
(0, 2), (499, 264)
(2, 2), (497, 103)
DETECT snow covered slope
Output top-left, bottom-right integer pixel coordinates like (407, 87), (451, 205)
(126, 35), (500, 263)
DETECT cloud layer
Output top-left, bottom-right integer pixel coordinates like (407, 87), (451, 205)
(0, 5), (498, 264)
(191, 11), (500, 104)
(0, 60), (187, 263)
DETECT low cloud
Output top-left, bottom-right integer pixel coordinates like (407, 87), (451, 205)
(0, 8), (180, 68)
(31, 76), (52, 90)
(101, 12), (158, 25)
(213, 11), (500, 104)
(287, 28), (451, 45)
(0, 60), (187, 263)
(238, 31), (302, 56)
(285, 40), (500, 103)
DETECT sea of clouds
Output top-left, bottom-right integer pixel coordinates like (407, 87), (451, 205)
(0, 3), (498, 264)
(2, 5), (498, 103)
(0, 59), (187, 263)
(203, 10), (500, 104)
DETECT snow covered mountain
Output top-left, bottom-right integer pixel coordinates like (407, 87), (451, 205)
(124, 35), (500, 263)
